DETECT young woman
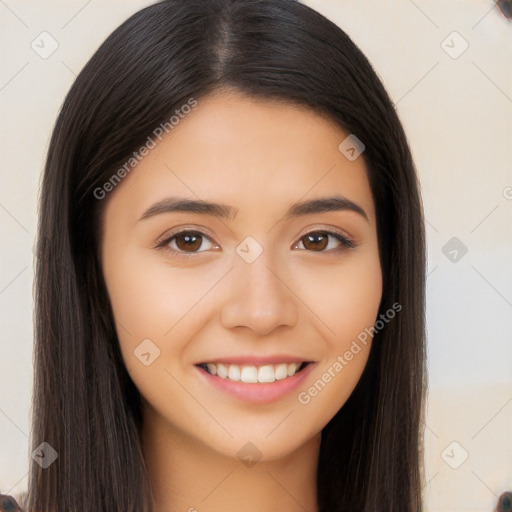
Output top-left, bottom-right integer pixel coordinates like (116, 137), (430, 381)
(2, 0), (429, 510)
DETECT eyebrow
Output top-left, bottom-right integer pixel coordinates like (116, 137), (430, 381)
(138, 195), (369, 223)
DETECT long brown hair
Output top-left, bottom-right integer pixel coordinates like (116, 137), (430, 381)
(28, 1), (427, 510)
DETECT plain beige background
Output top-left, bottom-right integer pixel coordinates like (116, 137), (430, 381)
(0, 1), (511, 511)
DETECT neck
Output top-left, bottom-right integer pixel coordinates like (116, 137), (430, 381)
(141, 406), (321, 512)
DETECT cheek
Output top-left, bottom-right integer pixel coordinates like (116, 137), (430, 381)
(294, 246), (383, 340)
(102, 248), (197, 398)
(293, 247), (382, 418)
(102, 247), (226, 371)
(104, 246), (204, 334)
(104, 252), (168, 336)
(102, 247), (176, 364)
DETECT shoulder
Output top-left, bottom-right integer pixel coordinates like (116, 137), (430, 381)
(0, 492), (26, 511)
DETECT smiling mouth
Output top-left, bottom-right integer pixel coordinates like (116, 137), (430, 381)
(196, 361), (311, 383)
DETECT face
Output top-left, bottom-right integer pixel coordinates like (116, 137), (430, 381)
(100, 90), (382, 461)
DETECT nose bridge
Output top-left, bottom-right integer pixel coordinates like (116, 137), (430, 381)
(219, 239), (299, 334)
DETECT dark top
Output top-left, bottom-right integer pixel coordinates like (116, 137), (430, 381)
(1, 490), (511, 511)
(0, 494), (24, 512)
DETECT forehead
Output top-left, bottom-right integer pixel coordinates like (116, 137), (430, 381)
(103, 90), (376, 227)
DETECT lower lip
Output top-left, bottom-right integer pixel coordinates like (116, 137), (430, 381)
(196, 363), (316, 404)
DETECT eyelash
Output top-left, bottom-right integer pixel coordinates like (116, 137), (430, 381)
(155, 228), (356, 259)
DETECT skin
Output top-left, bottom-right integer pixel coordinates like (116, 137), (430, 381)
(100, 89), (382, 512)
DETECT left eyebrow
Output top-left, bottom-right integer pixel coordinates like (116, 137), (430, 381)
(138, 195), (369, 223)
(282, 196), (369, 223)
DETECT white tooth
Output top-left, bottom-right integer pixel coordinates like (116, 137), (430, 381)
(258, 365), (275, 383)
(208, 362), (303, 382)
(217, 363), (228, 379)
(287, 362), (300, 377)
(240, 365), (258, 383)
(274, 363), (288, 380)
(228, 364), (241, 381)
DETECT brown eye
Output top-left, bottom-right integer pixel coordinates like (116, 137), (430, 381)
(294, 230), (355, 252)
(157, 230), (218, 255)
(174, 232), (203, 252)
(302, 232), (328, 251)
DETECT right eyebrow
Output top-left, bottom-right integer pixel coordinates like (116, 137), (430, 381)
(138, 197), (238, 222)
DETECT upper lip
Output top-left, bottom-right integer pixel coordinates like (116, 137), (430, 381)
(196, 355), (313, 366)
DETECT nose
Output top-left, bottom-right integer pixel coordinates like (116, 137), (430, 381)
(219, 249), (299, 336)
